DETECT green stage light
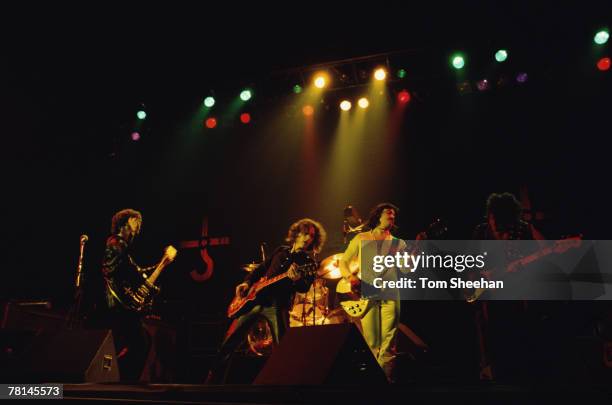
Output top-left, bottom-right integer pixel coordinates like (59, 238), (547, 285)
(594, 30), (609, 45)
(495, 49), (508, 62)
(204, 97), (215, 107)
(452, 54), (465, 70)
(240, 89), (252, 101)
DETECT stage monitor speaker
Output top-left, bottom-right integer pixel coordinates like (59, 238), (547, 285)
(21, 328), (119, 383)
(1, 301), (63, 331)
(254, 323), (387, 385)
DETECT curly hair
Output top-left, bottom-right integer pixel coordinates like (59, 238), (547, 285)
(365, 202), (399, 231)
(111, 208), (142, 234)
(285, 218), (327, 254)
(486, 192), (522, 227)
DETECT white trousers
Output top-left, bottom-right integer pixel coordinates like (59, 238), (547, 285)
(360, 299), (399, 379)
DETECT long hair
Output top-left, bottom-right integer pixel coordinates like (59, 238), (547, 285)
(285, 218), (327, 254)
(365, 203), (399, 231)
(486, 192), (521, 227)
(111, 208), (142, 234)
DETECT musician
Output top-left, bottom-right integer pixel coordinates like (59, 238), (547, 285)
(205, 218), (326, 384)
(342, 205), (364, 250)
(101, 208), (176, 381)
(471, 192), (548, 381)
(473, 192), (544, 242)
(339, 203), (406, 383)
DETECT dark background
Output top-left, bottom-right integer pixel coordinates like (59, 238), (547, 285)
(2, 2), (611, 382)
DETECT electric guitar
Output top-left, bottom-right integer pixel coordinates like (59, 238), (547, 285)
(227, 260), (318, 319)
(336, 277), (370, 318)
(465, 236), (582, 303)
(109, 246), (177, 313)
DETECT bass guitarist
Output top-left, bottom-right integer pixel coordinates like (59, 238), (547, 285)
(205, 218), (326, 384)
(101, 208), (177, 381)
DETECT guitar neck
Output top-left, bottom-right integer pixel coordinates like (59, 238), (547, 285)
(147, 256), (170, 285)
(255, 264), (313, 292)
(256, 272), (290, 291)
(514, 245), (556, 268)
(511, 238), (580, 269)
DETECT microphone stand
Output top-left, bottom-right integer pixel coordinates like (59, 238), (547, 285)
(66, 235), (87, 329)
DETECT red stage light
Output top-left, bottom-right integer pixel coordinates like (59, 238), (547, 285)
(205, 118), (217, 128)
(397, 90), (411, 104)
(597, 57), (611, 71)
(240, 113), (251, 124)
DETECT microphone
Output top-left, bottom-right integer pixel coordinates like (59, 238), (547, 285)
(80, 234), (89, 244)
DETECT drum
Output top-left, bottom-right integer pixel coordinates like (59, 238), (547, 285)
(293, 280), (328, 306)
(322, 307), (350, 325)
(289, 303), (327, 327)
(246, 317), (274, 356)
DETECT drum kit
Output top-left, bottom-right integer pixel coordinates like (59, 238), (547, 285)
(241, 252), (351, 355)
(289, 253), (351, 327)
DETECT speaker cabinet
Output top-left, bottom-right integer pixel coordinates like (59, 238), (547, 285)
(254, 323), (387, 385)
(21, 328), (119, 383)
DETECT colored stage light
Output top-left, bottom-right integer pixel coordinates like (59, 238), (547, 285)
(594, 30), (609, 45)
(136, 110), (146, 120)
(240, 90), (252, 101)
(131, 132), (140, 141)
(293, 84), (303, 94)
(240, 113), (251, 124)
(204, 97), (215, 107)
(597, 57), (611, 71)
(314, 75), (327, 89)
(374, 68), (387, 81)
(516, 72), (528, 83)
(302, 105), (314, 116)
(340, 100), (352, 111)
(476, 79), (489, 91)
(397, 90), (411, 104)
(397, 69), (407, 79)
(205, 117), (217, 128)
(452, 54), (465, 69)
(495, 49), (508, 62)
(358, 97), (369, 109)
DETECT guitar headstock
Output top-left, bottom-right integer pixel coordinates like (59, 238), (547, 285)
(164, 245), (178, 262)
(417, 218), (448, 240)
(553, 236), (582, 253)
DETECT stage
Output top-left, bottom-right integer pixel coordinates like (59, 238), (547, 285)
(61, 381), (612, 404)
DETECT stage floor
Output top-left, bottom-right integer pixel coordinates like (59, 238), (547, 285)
(62, 382), (612, 404)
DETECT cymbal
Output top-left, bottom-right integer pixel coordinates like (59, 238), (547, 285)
(241, 262), (260, 272)
(317, 254), (343, 279)
(318, 253), (360, 279)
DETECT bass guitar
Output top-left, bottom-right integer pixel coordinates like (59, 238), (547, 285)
(465, 236), (582, 303)
(109, 245), (177, 313)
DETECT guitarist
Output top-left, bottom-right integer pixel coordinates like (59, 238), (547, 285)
(101, 208), (176, 381)
(339, 203), (407, 383)
(205, 218), (326, 384)
(471, 192), (546, 381)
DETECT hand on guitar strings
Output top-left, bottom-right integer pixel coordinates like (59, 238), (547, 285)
(286, 263), (302, 281)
